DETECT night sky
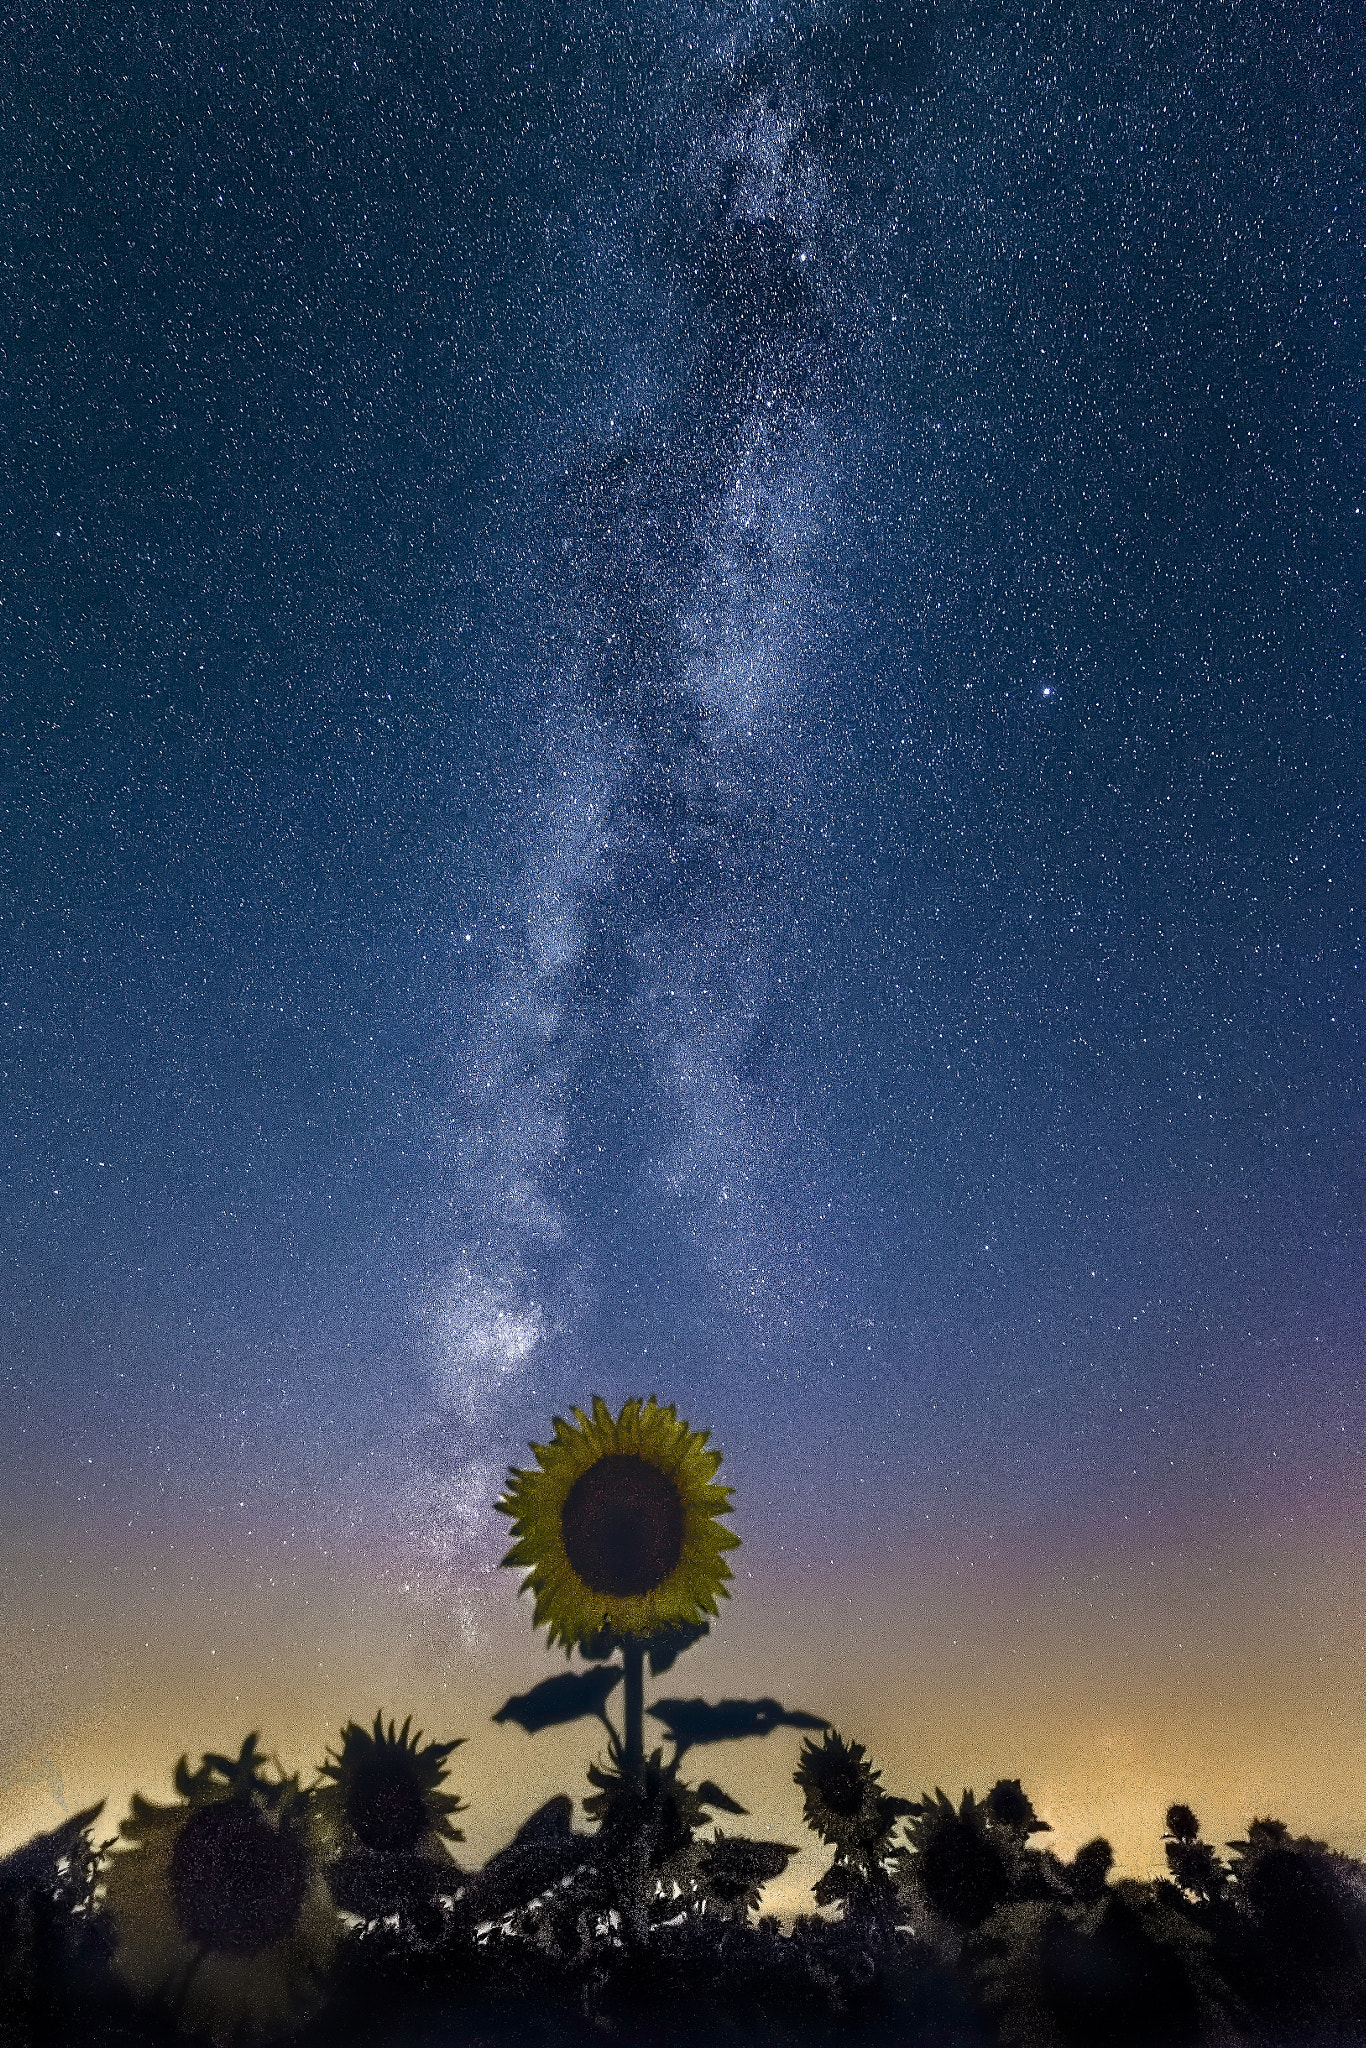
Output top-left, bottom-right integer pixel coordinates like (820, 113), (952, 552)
(2, 1), (1362, 1893)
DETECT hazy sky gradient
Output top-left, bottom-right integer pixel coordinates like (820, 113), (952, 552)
(2, 0), (1361, 1886)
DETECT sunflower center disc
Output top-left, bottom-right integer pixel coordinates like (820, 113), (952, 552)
(560, 1452), (686, 1598)
(348, 1759), (430, 1854)
(822, 1763), (869, 1817)
(169, 1800), (308, 1957)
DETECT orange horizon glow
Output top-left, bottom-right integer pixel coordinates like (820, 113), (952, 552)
(4, 1502), (1364, 1918)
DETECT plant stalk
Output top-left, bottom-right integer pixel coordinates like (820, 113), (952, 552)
(622, 1636), (645, 1784)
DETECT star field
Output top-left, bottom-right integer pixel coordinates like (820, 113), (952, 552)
(1, 0), (1361, 1820)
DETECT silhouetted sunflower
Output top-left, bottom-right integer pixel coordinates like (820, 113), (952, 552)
(984, 1779), (1052, 1842)
(317, 1714), (465, 1856)
(497, 1395), (740, 1650)
(1162, 1803), (1228, 1905)
(104, 1734), (336, 2042)
(315, 1714), (465, 1925)
(794, 1730), (909, 1863)
(903, 1788), (1011, 1929)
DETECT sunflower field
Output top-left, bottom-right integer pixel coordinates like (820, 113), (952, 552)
(4, 1399), (1366, 2046)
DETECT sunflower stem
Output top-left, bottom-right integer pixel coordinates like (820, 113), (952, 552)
(622, 1637), (645, 1784)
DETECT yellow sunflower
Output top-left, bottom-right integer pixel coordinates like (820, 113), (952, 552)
(496, 1395), (740, 1650)
(103, 1734), (337, 2043)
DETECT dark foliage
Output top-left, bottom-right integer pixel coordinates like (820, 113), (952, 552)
(1037, 1890), (1203, 2048)
(1066, 1837), (1115, 1905)
(463, 1794), (594, 1925)
(0, 1804), (112, 2048)
(1216, 1818), (1366, 2029)
(6, 1746), (1366, 2048)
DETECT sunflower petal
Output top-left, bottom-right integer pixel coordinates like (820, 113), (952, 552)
(496, 1395), (740, 1651)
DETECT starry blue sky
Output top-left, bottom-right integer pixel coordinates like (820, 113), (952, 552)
(1, 0), (1363, 1847)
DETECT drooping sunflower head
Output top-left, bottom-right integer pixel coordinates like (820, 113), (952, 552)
(496, 1395), (740, 1650)
(317, 1713), (465, 1857)
(103, 1734), (337, 2042)
(794, 1730), (910, 1865)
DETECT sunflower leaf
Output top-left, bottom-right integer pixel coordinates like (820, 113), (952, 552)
(696, 1779), (748, 1815)
(646, 1620), (710, 1674)
(649, 1696), (830, 1756)
(493, 1666), (623, 1734)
